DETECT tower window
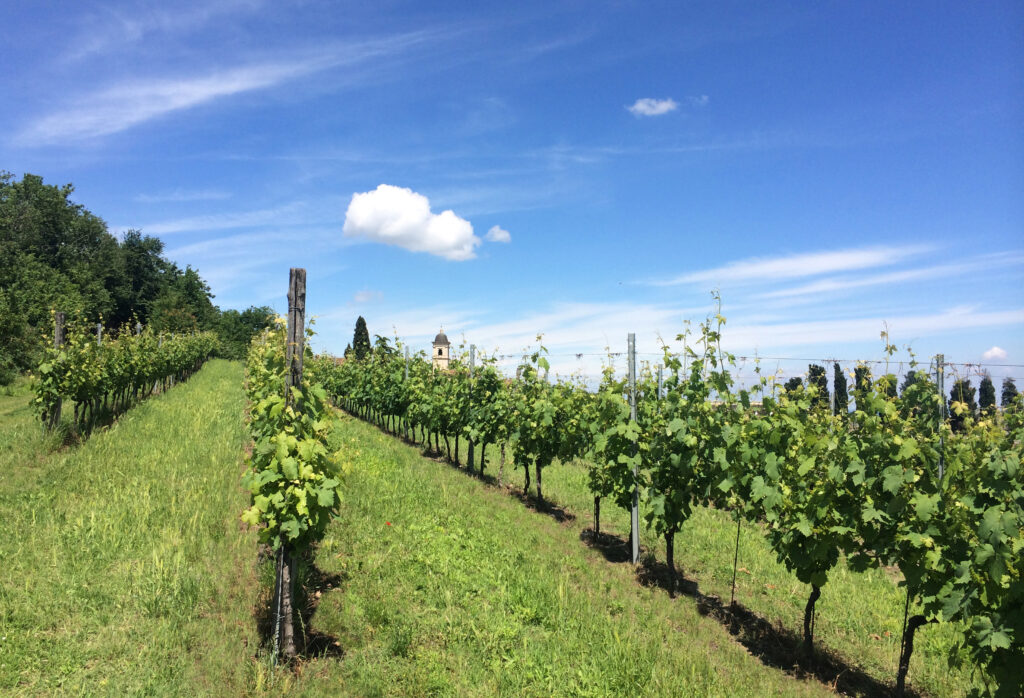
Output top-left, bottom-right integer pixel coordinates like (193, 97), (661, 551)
(438, 349), (443, 356)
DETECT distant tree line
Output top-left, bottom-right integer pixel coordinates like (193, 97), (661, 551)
(784, 361), (1019, 430)
(0, 171), (273, 384)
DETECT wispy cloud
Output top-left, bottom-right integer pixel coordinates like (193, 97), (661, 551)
(135, 188), (232, 203)
(22, 30), (443, 145)
(650, 245), (931, 287)
(627, 97), (678, 117)
(689, 94), (710, 107)
(62, 0), (267, 63)
(136, 202), (310, 236)
(759, 252), (1024, 299)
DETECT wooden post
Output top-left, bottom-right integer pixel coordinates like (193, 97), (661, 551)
(96, 323), (103, 345)
(50, 312), (65, 430)
(628, 333), (639, 565)
(274, 267), (305, 662)
(135, 322), (142, 335)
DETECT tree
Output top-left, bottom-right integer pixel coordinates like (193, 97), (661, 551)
(807, 364), (828, 410)
(1001, 377), (1019, 408)
(901, 370), (923, 395)
(833, 363), (848, 415)
(948, 378), (977, 432)
(853, 365), (871, 410)
(784, 376), (803, 394)
(352, 316), (370, 360)
(218, 305), (275, 359)
(978, 373), (996, 415)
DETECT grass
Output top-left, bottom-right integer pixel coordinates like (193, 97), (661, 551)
(0, 359), (262, 695)
(0, 365), (975, 696)
(404, 432), (978, 697)
(288, 413), (832, 697)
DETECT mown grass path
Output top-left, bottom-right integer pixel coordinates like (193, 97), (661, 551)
(303, 412), (832, 697)
(0, 366), (961, 696)
(0, 360), (260, 695)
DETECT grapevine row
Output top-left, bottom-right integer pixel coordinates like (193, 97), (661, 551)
(309, 315), (1022, 696)
(33, 314), (218, 432)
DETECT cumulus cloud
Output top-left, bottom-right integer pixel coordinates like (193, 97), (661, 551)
(983, 346), (1008, 360)
(485, 225), (511, 243)
(342, 184), (480, 261)
(627, 97), (678, 117)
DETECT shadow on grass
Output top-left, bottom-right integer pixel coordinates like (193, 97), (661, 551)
(636, 553), (915, 698)
(254, 547), (346, 663)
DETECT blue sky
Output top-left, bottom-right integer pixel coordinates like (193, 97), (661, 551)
(2, 1), (1022, 386)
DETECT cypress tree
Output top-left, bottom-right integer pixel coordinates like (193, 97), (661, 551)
(1001, 377), (1019, 407)
(853, 365), (871, 410)
(784, 376), (803, 395)
(807, 364), (828, 410)
(900, 370), (922, 395)
(949, 378), (977, 432)
(833, 362), (848, 415)
(978, 373), (996, 414)
(352, 316), (371, 360)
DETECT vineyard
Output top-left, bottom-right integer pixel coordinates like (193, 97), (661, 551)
(1, 277), (1020, 696)
(32, 312), (218, 433)
(305, 305), (1023, 696)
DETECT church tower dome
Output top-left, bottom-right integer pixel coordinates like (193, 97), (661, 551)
(432, 327), (450, 369)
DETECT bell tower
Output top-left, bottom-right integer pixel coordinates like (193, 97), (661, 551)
(432, 328), (450, 370)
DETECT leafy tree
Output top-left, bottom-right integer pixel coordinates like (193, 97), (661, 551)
(0, 171), (235, 383)
(784, 376), (803, 394)
(1001, 377), (1019, 408)
(352, 316), (370, 360)
(218, 306), (275, 359)
(807, 364), (828, 410)
(833, 362), (848, 414)
(978, 373), (996, 415)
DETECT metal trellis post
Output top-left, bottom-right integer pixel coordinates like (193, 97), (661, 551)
(628, 333), (639, 565)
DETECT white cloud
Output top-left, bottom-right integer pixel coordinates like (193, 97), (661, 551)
(22, 31), (439, 144)
(689, 94), (710, 107)
(135, 188), (232, 203)
(21, 62), (312, 144)
(759, 252), (1024, 300)
(353, 290), (382, 303)
(135, 202), (309, 235)
(342, 184), (480, 261)
(651, 245), (930, 286)
(983, 346), (1008, 360)
(485, 225), (511, 243)
(627, 97), (678, 117)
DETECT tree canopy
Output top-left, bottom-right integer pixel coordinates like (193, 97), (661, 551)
(0, 171), (269, 383)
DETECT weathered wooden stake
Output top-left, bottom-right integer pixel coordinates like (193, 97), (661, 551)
(274, 267), (305, 663)
(96, 323), (103, 346)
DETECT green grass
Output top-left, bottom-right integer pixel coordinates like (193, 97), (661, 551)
(0, 360), (262, 695)
(424, 435), (977, 697)
(0, 366), (974, 696)
(296, 414), (831, 697)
